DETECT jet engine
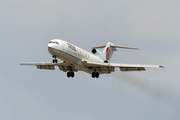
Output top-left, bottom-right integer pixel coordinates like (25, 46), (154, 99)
(92, 49), (97, 54)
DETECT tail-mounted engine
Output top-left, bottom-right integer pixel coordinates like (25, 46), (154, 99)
(92, 49), (97, 54)
(91, 48), (105, 61)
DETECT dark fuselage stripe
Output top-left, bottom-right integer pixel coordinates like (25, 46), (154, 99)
(50, 47), (81, 60)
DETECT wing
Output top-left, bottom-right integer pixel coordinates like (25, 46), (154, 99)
(82, 61), (163, 73)
(20, 61), (79, 72)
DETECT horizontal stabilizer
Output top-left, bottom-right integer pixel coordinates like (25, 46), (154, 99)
(92, 45), (106, 49)
(111, 45), (139, 50)
(92, 45), (138, 50)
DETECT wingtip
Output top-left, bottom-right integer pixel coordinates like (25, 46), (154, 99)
(20, 63), (24, 65)
(159, 65), (164, 68)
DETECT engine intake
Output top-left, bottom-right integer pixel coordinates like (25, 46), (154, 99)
(104, 60), (109, 63)
(92, 49), (97, 54)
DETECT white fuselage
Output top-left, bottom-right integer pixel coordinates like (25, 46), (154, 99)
(48, 39), (103, 73)
(20, 39), (163, 78)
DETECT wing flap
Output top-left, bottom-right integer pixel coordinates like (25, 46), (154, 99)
(82, 61), (115, 73)
(120, 67), (145, 71)
(20, 62), (62, 70)
(37, 65), (55, 70)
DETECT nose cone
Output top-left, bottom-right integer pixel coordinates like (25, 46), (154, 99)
(48, 43), (54, 48)
(48, 43), (55, 55)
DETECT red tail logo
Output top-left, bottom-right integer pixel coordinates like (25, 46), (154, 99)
(106, 47), (111, 61)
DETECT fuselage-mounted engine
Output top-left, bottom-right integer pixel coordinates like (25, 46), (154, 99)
(91, 48), (105, 61)
(92, 49), (97, 54)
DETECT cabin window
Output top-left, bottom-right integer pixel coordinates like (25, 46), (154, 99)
(49, 41), (59, 44)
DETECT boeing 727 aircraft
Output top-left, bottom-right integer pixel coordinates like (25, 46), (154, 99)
(20, 39), (163, 78)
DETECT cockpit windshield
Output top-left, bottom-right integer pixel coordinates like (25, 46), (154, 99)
(49, 41), (59, 44)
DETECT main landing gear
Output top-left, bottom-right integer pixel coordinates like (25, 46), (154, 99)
(52, 55), (58, 63)
(67, 71), (75, 78)
(92, 72), (99, 78)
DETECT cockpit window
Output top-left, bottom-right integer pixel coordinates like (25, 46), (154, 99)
(49, 41), (59, 44)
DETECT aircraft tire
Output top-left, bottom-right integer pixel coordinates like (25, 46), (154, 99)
(71, 72), (74, 78)
(96, 72), (99, 78)
(92, 72), (96, 78)
(67, 72), (71, 78)
(55, 59), (58, 63)
(52, 59), (58, 63)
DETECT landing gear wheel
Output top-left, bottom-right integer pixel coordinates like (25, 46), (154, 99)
(96, 72), (99, 78)
(92, 72), (95, 78)
(52, 59), (58, 63)
(71, 72), (75, 78)
(67, 72), (71, 78)
(55, 59), (58, 63)
(92, 72), (99, 78)
(52, 56), (58, 63)
(67, 72), (75, 78)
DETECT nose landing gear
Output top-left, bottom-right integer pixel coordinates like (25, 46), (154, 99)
(52, 56), (58, 63)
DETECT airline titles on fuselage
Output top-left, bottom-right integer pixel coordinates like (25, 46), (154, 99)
(67, 43), (89, 59)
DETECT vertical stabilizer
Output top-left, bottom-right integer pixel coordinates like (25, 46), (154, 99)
(102, 42), (116, 62)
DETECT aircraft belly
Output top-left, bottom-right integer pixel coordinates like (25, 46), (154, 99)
(48, 47), (64, 57)
(58, 51), (84, 67)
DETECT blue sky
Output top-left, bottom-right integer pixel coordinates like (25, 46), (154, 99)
(0, 0), (180, 120)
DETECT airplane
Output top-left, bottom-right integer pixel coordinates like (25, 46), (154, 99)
(20, 39), (163, 78)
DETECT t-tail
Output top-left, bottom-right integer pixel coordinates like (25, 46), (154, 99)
(92, 42), (139, 63)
